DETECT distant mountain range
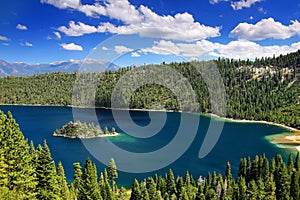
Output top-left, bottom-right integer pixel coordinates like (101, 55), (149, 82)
(0, 59), (120, 77)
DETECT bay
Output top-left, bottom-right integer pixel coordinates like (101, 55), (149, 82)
(0, 105), (292, 187)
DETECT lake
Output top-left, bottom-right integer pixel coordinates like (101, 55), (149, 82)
(0, 105), (293, 187)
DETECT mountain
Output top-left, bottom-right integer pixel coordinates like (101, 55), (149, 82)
(0, 59), (120, 77)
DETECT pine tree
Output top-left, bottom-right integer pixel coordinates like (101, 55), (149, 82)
(35, 140), (60, 200)
(264, 173), (276, 200)
(269, 158), (276, 175)
(140, 182), (150, 200)
(237, 177), (247, 200)
(250, 155), (260, 181)
(57, 161), (70, 200)
(108, 158), (118, 193)
(0, 111), (37, 198)
(156, 176), (167, 196)
(226, 162), (233, 182)
(166, 169), (176, 195)
(294, 152), (300, 171)
(146, 177), (158, 200)
(195, 184), (205, 200)
(257, 178), (266, 199)
(81, 158), (102, 200)
(176, 176), (184, 197)
(130, 179), (141, 200)
(290, 171), (299, 200)
(247, 180), (258, 200)
(275, 163), (290, 200)
(180, 187), (189, 200)
(72, 162), (83, 199)
(99, 171), (113, 200)
(0, 147), (8, 187)
(261, 156), (270, 181)
(287, 153), (294, 173)
(184, 171), (191, 186)
(238, 158), (247, 177)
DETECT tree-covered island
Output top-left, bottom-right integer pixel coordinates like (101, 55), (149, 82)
(53, 121), (118, 139)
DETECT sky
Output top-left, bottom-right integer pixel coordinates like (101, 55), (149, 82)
(0, 0), (300, 65)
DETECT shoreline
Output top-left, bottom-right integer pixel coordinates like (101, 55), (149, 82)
(1, 103), (299, 151)
(205, 113), (299, 132)
(0, 103), (298, 132)
(53, 132), (120, 139)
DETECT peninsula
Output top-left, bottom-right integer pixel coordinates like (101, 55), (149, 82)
(53, 121), (119, 139)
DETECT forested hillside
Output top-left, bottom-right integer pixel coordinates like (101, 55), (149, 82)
(0, 110), (300, 199)
(0, 50), (299, 129)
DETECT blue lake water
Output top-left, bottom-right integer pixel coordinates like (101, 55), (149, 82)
(0, 105), (293, 187)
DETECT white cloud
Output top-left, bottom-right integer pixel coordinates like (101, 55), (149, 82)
(138, 39), (300, 61)
(102, 46), (109, 50)
(210, 0), (259, 10)
(114, 45), (133, 54)
(131, 52), (140, 57)
(44, 0), (221, 41)
(53, 31), (61, 39)
(0, 35), (10, 41)
(78, 3), (106, 17)
(21, 41), (33, 47)
(231, 0), (262, 10)
(60, 42), (83, 51)
(58, 21), (98, 36)
(16, 24), (28, 30)
(209, 0), (229, 4)
(230, 18), (300, 41)
(40, 0), (80, 9)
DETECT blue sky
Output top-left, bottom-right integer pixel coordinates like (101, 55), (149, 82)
(0, 0), (300, 65)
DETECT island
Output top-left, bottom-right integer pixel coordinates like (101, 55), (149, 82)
(53, 121), (119, 139)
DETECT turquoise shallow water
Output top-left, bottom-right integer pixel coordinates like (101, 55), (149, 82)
(0, 105), (293, 187)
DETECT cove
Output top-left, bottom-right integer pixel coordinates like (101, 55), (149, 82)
(0, 105), (293, 187)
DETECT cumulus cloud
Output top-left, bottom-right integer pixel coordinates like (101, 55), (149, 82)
(231, 0), (262, 10)
(58, 21), (98, 36)
(230, 18), (300, 41)
(60, 42), (83, 51)
(16, 24), (28, 30)
(0, 35), (10, 41)
(210, 0), (261, 10)
(21, 41), (33, 47)
(40, 0), (80, 9)
(44, 0), (221, 41)
(114, 45), (133, 54)
(137, 39), (300, 60)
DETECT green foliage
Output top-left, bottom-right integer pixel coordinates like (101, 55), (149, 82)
(57, 162), (71, 200)
(81, 158), (102, 200)
(0, 111), (37, 199)
(0, 50), (299, 129)
(130, 179), (141, 200)
(54, 121), (116, 138)
(35, 140), (60, 200)
(108, 158), (118, 193)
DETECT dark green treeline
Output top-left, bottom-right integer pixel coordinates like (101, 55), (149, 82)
(0, 51), (299, 129)
(1, 110), (300, 199)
